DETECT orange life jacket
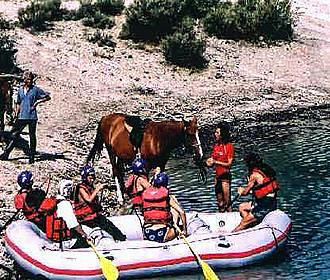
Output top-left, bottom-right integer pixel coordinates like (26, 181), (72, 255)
(74, 183), (100, 222)
(14, 192), (44, 223)
(40, 198), (72, 242)
(142, 186), (172, 225)
(253, 168), (280, 199)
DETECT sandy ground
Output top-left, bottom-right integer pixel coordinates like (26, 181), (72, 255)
(0, 0), (329, 276)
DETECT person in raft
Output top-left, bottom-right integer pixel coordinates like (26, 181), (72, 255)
(206, 121), (234, 212)
(233, 153), (279, 232)
(38, 180), (90, 249)
(73, 165), (127, 241)
(142, 172), (187, 243)
(125, 158), (152, 211)
(14, 170), (47, 232)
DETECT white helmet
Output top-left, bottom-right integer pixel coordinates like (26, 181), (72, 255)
(58, 179), (74, 199)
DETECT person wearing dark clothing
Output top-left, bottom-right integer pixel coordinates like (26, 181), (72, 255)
(0, 71), (50, 164)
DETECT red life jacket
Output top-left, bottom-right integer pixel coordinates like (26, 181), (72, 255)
(253, 168), (280, 199)
(142, 186), (172, 225)
(14, 192), (44, 223)
(74, 183), (100, 222)
(125, 175), (148, 207)
(40, 198), (72, 242)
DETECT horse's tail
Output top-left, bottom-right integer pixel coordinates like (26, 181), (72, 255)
(86, 120), (104, 164)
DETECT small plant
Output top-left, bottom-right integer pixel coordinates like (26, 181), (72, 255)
(95, 0), (125, 16)
(18, 0), (64, 30)
(162, 17), (207, 68)
(81, 11), (115, 29)
(120, 0), (186, 42)
(87, 29), (116, 48)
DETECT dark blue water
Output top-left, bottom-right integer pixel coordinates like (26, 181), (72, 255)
(155, 109), (330, 280)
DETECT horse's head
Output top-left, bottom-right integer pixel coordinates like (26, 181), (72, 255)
(183, 116), (204, 163)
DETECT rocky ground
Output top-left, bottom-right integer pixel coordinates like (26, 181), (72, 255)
(0, 0), (330, 277)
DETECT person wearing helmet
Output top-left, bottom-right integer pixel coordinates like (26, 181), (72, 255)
(233, 153), (279, 232)
(142, 172), (187, 243)
(38, 180), (90, 249)
(14, 170), (47, 231)
(74, 165), (127, 241)
(205, 122), (234, 212)
(0, 71), (51, 164)
(125, 158), (151, 210)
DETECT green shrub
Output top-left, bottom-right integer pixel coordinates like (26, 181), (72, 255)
(183, 0), (219, 19)
(87, 29), (116, 48)
(203, 0), (294, 41)
(120, 0), (186, 42)
(75, 0), (98, 19)
(81, 11), (115, 29)
(95, 0), (125, 16)
(18, 0), (64, 30)
(0, 14), (17, 72)
(162, 17), (207, 68)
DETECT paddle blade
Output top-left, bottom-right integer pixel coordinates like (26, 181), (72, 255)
(200, 260), (219, 280)
(99, 255), (119, 280)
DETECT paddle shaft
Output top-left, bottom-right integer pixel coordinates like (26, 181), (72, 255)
(0, 209), (21, 233)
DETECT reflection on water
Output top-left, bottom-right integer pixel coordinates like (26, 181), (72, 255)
(160, 110), (330, 280)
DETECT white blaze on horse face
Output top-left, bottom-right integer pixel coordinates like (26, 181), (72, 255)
(195, 131), (203, 158)
(115, 177), (124, 204)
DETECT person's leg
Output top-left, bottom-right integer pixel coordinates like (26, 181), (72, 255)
(28, 120), (37, 163)
(233, 202), (256, 232)
(222, 180), (231, 212)
(215, 177), (225, 212)
(0, 120), (26, 159)
(97, 215), (127, 241)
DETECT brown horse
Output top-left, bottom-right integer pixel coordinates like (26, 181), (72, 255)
(86, 113), (204, 203)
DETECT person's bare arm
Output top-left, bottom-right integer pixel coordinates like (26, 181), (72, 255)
(169, 195), (187, 235)
(238, 174), (258, 196)
(80, 185), (103, 204)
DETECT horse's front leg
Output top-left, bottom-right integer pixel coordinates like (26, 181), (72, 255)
(111, 156), (125, 205)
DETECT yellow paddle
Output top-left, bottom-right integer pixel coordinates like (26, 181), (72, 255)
(88, 241), (119, 280)
(174, 224), (219, 280)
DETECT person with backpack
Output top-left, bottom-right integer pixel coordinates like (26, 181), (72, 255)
(233, 153), (279, 232)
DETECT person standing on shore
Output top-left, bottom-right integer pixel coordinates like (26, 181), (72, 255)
(206, 122), (234, 212)
(0, 71), (51, 164)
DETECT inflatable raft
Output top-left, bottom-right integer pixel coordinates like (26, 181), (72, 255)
(5, 210), (291, 279)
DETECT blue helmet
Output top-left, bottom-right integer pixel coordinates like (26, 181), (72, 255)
(154, 172), (168, 187)
(132, 158), (146, 174)
(17, 170), (33, 189)
(81, 165), (95, 181)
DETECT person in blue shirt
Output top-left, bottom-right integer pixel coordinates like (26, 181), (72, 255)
(0, 71), (50, 164)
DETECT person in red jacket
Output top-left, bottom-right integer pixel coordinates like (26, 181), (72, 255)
(206, 122), (234, 212)
(142, 172), (187, 243)
(125, 158), (151, 210)
(14, 170), (46, 231)
(233, 153), (279, 232)
(74, 165), (126, 241)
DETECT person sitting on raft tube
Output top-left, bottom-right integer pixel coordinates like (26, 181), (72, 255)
(125, 158), (151, 210)
(14, 170), (47, 232)
(142, 172), (187, 243)
(233, 153), (279, 232)
(38, 180), (90, 249)
(74, 165), (127, 241)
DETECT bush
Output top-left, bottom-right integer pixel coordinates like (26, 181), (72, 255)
(95, 0), (125, 16)
(81, 11), (115, 29)
(162, 17), (207, 68)
(183, 0), (219, 19)
(0, 14), (17, 72)
(18, 0), (64, 30)
(86, 29), (116, 48)
(120, 0), (186, 42)
(203, 0), (294, 41)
